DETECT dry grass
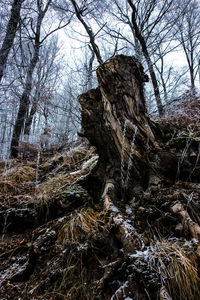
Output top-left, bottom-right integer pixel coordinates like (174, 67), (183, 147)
(64, 146), (91, 164)
(36, 172), (86, 205)
(37, 150), (98, 205)
(0, 165), (36, 194)
(148, 240), (200, 300)
(40, 146), (93, 173)
(0, 180), (16, 193)
(57, 208), (104, 246)
(36, 173), (71, 204)
(55, 257), (96, 300)
(1, 165), (36, 183)
(52, 208), (105, 300)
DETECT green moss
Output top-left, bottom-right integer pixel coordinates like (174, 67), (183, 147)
(165, 130), (200, 148)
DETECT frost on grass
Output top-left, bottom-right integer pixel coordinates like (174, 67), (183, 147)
(129, 240), (200, 300)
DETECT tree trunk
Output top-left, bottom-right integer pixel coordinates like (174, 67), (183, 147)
(0, 0), (23, 83)
(78, 54), (199, 201)
(127, 0), (164, 116)
(70, 0), (103, 65)
(24, 99), (38, 136)
(10, 1), (50, 158)
(10, 54), (40, 158)
(79, 55), (160, 200)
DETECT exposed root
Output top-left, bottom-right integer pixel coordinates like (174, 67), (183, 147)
(102, 181), (144, 251)
(171, 203), (200, 241)
(97, 258), (123, 290)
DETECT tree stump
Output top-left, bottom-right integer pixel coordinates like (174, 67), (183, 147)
(79, 55), (161, 200)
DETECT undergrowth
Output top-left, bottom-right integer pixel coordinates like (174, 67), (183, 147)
(0, 165), (36, 194)
(132, 239), (200, 300)
(163, 90), (200, 127)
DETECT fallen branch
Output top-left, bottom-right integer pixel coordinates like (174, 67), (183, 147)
(171, 203), (200, 241)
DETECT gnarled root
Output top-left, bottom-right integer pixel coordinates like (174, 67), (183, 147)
(102, 181), (144, 252)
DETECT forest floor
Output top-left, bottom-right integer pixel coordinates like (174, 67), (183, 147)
(0, 124), (200, 299)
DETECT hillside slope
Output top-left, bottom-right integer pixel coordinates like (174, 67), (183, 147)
(0, 55), (200, 300)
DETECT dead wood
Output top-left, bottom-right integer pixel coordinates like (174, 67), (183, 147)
(97, 258), (122, 290)
(79, 55), (161, 199)
(79, 55), (200, 201)
(102, 181), (144, 251)
(171, 203), (200, 241)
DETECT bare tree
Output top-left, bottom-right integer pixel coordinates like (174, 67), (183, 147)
(10, 0), (73, 157)
(10, 0), (53, 157)
(69, 0), (103, 64)
(127, 0), (166, 115)
(0, 0), (24, 83)
(98, 0), (175, 114)
(24, 36), (61, 136)
(170, 0), (200, 92)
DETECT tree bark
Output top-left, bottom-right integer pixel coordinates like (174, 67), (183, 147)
(0, 0), (24, 83)
(171, 203), (200, 241)
(24, 98), (38, 136)
(10, 43), (40, 158)
(78, 54), (200, 299)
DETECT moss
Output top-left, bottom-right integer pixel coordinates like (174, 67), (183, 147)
(163, 128), (200, 149)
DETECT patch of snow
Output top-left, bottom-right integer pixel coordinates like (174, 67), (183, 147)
(129, 248), (151, 260)
(45, 229), (56, 236)
(123, 220), (135, 231)
(125, 205), (132, 215)
(69, 170), (81, 175)
(124, 298), (133, 300)
(58, 217), (66, 222)
(183, 238), (198, 247)
(110, 204), (119, 213)
(77, 243), (88, 251)
(102, 259), (121, 269)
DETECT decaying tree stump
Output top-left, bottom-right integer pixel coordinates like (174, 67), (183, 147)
(79, 55), (164, 201)
(79, 55), (200, 200)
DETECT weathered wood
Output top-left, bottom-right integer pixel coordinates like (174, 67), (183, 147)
(78, 56), (200, 300)
(160, 286), (173, 300)
(79, 55), (160, 199)
(79, 55), (200, 200)
(102, 181), (144, 251)
(171, 203), (200, 241)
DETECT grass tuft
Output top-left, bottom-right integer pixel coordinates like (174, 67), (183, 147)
(142, 240), (200, 299)
(57, 208), (104, 246)
(0, 166), (36, 194)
